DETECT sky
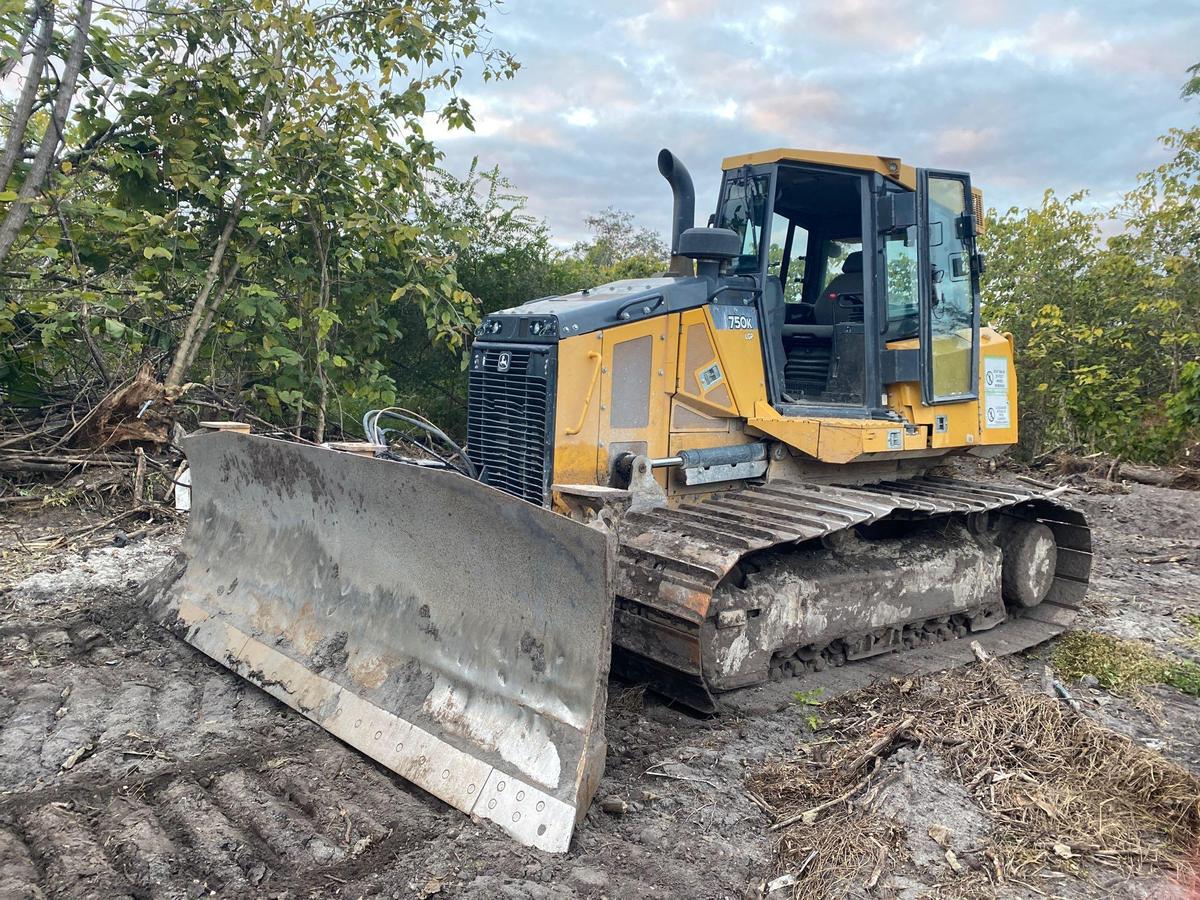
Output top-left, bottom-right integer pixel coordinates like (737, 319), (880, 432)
(426, 0), (1200, 246)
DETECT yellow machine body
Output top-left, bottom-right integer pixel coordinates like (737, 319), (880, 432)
(550, 312), (1019, 496)
(155, 147), (1092, 857)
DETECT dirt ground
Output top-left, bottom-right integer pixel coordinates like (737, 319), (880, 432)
(1, 478), (1198, 899)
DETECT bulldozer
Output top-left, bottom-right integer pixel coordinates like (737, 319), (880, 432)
(151, 147), (1092, 854)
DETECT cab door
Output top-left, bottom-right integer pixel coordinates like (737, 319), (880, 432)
(916, 169), (980, 404)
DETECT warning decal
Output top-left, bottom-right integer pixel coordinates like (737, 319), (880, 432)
(983, 357), (1010, 429)
(698, 363), (723, 390)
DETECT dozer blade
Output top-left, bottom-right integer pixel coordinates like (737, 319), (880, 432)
(150, 431), (612, 852)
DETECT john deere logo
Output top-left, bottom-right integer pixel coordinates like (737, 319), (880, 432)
(497, 352), (511, 373)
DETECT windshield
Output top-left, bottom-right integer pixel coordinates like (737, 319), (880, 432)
(716, 173), (770, 274)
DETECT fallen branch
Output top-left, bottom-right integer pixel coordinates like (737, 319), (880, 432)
(841, 715), (914, 779)
(1119, 463), (1182, 488)
(769, 760), (881, 830)
(644, 763), (720, 790)
(132, 448), (146, 505)
(46, 505), (178, 550)
(0, 496), (42, 506)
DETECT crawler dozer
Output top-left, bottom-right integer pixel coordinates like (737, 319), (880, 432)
(152, 148), (1091, 853)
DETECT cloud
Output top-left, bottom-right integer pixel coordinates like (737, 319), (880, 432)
(428, 0), (1200, 245)
(564, 107), (597, 128)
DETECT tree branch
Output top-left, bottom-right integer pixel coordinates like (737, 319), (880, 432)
(53, 198), (112, 386)
(0, 2), (42, 80)
(0, 0), (54, 190)
(0, 0), (92, 268)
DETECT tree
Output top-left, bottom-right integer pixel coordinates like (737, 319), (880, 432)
(389, 162), (562, 433)
(1, 0), (518, 441)
(571, 207), (667, 271)
(981, 191), (1137, 455)
(1183, 61), (1200, 100)
(0, 0), (93, 265)
(981, 148), (1200, 462)
(386, 177), (670, 437)
(1110, 124), (1200, 450)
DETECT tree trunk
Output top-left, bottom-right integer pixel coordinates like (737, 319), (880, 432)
(314, 366), (329, 443)
(0, 0), (54, 191)
(163, 33), (285, 391)
(185, 254), (245, 375)
(310, 220), (331, 443)
(0, 0), (91, 268)
(163, 206), (240, 390)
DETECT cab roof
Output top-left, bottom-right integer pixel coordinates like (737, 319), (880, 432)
(721, 148), (917, 190)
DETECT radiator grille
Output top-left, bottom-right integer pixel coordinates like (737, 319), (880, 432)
(467, 344), (556, 506)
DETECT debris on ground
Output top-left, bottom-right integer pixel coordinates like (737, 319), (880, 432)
(0, 474), (1198, 898)
(1053, 630), (1200, 697)
(748, 660), (1200, 898)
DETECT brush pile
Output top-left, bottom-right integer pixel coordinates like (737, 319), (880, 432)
(748, 659), (1200, 898)
(1, 364), (175, 504)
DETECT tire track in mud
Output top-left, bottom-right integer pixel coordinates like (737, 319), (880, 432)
(0, 826), (45, 900)
(1, 743), (455, 898)
(1, 623), (457, 898)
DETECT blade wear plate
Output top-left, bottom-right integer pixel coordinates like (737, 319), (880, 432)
(149, 432), (612, 852)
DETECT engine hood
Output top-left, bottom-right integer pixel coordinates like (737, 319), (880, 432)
(476, 275), (753, 343)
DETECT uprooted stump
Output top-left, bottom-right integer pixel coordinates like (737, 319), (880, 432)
(68, 363), (172, 450)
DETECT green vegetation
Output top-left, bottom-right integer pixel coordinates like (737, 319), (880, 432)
(981, 121), (1200, 463)
(391, 165), (665, 435)
(1180, 614), (1200, 653)
(0, 6), (1196, 458)
(793, 687), (824, 731)
(1052, 631), (1200, 698)
(792, 688), (824, 706)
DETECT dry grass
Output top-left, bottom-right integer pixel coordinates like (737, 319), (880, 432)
(606, 683), (647, 714)
(747, 659), (1200, 897)
(747, 717), (908, 898)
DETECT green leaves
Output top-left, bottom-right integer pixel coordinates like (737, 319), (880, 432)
(981, 124), (1200, 463)
(0, 0), (517, 439)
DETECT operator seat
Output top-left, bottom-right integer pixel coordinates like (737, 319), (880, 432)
(817, 250), (864, 325)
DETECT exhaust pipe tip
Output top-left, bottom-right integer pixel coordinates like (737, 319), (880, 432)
(656, 147), (678, 180)
(657, 148), (696, 276)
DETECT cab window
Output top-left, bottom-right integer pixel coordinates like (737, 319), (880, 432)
(716, 173), (771, 274)
(767, 213), (808, 303)
(819, 239), (863, 294)
(884, 227), (919, 338)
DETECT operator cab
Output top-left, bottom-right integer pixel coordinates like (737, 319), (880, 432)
(714, 150), (984, 419)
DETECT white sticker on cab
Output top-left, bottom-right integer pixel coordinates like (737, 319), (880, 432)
(983, 357), (1010, 429)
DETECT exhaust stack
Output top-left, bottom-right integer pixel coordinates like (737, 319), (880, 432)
(657, 148), (695, 276)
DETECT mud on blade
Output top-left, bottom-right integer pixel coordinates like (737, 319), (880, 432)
(150, 432), (612, 852)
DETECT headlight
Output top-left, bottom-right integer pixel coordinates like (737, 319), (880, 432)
(482, 319), (503, 335)
(529, 318), (557, 336)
